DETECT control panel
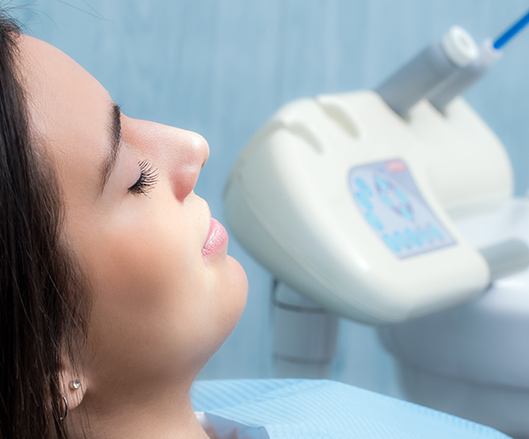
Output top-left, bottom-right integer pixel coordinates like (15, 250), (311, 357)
(349, 159), (456, 258)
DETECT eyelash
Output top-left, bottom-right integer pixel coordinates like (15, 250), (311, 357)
(128, 160), (159, 196)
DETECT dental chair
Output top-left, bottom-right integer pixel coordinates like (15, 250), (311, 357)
(219, 15), (529, 439)
(192, 379), (510, 438)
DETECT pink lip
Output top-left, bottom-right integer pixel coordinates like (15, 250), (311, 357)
(202, 217), (229, 257)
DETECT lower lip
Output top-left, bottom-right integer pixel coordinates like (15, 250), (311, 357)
(202, 217), (229, 257)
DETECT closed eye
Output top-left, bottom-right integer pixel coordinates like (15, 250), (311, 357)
(128, 160), (159, 196)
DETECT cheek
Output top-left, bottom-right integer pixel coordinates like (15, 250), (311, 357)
(70, 192), (204, 330)
(69, 196), (248, 380)
(77, 204), (210, 369)
(91, 200), (200, 300)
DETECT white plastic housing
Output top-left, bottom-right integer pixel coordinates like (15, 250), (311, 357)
(379, 198), (529, 436)
(223, 90), (513, 324)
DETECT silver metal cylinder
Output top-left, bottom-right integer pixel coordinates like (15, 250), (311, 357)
(428, 40), (502, 113)
(376, 26), (479, 117)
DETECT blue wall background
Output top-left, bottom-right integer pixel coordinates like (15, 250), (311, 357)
(12, 0), (529, 398)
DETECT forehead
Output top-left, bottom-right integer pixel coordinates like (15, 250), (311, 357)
(17, 35), (111, 205)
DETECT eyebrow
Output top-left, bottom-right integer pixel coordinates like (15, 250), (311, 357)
(100, 102), (122, 193)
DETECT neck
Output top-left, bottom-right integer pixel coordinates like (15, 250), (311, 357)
(69, 382), (210, 439)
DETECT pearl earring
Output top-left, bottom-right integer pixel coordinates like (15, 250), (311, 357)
(69, 378), (81, 390)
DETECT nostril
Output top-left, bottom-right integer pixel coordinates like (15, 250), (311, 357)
(200, 153), (208, 169)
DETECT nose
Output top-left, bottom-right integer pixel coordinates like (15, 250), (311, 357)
(169, 129), (209, 202)
(124, 117), (209, 202)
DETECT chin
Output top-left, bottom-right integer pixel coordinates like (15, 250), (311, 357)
(210, 255), (248, 347)
(192, 258), (247, 371)
(181, 257), (248, 375)
(225, 255), (248, 326)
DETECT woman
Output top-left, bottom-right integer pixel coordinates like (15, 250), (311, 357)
(0, 9), (515, 439)
(0, 11), (247, 439)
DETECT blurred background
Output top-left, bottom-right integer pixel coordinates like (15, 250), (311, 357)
(10, 0), (529, 399)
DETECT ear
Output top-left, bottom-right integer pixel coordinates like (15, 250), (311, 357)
(58, 355), (88, 411)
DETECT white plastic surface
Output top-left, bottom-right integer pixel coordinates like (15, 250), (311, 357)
(223, 90), (513, 324)
(441, 25), (479, 67)
(380, 198), (529, 437)
(479, 38), (503, 65)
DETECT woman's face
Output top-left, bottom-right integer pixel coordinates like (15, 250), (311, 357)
(18, 35), (248, 403)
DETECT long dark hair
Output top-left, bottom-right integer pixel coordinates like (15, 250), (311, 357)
(0, 11), (90, 439)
